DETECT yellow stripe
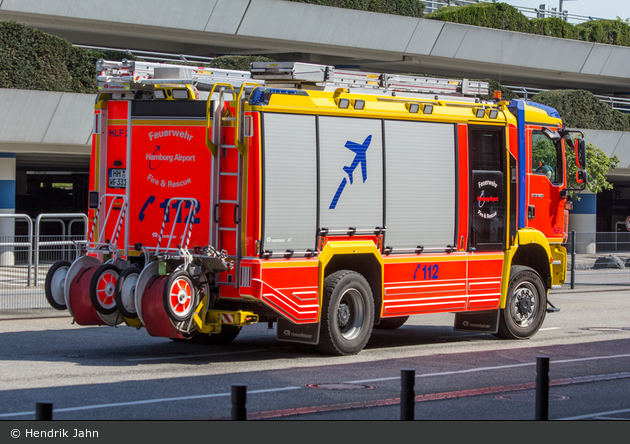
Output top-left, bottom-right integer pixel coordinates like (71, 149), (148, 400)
(107, 119), (128, 125)
(467, 254), (504, 261)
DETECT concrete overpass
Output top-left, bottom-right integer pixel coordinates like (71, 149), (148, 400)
(1, 0), (630, 95)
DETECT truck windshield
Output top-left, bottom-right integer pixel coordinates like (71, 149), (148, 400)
(532, 130), (563, 185)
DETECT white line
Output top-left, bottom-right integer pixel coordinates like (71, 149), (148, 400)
(347, 353), (630, 384)
(539, 327), (561, 331)
(126, 349), (265, 362)
(3, 353), (630, 418)
(559, 408), (630, 420)
(0, 387), (302, 419)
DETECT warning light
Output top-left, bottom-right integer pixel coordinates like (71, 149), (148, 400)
(493, 90), (502, 100)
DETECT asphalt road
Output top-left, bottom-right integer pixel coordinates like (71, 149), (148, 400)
(0, 268), (628, 425)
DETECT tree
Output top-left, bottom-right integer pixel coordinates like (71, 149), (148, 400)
(566, 141), (619, 200)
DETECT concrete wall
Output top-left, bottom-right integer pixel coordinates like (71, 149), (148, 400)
(0, 89), (95, 151)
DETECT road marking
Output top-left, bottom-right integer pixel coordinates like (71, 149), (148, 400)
(2, 353), (630, 419)
(348, 353), (630, 384)
(539, 327), (561, 331)
(0, 386), (302, 419)
(559, 408), (630, 421)
(236, 372), (630, 420)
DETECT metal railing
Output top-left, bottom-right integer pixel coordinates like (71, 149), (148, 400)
(420, 1), (608, 23)
(75, 45), (215, 65)
(505, 85), (630, 113)
(0, 214), (87, 311)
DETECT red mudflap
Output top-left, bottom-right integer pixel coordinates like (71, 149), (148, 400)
(67, 267), (108, 326)
(140, 275), (186, 339)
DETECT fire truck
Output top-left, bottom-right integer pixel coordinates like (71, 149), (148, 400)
(44, 60), (587, 355)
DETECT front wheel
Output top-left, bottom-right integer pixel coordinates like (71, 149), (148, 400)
(495, 266), (547, 339)
(317, 270), (374, 356)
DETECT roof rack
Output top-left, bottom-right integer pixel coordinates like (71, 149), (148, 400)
(95, 59), (257, 92)
(250, 62), (489, 97)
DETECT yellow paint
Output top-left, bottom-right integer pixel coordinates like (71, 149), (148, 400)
(499, 228), (553, 308)
(193, 295), (259, 333)
(522, 104), (563, 126)
(205, 82), (234, 156)
(246, 88), (518, 128)
(123, 317), (142, 328)
(317, 241), (384, 321)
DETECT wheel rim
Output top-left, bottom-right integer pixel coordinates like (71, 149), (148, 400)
(96, 270), (118, 310)
(510, 282), (538, 328)
(120, 273), (138, 314)
(50, 266), (68, 305)
(336, 288), (366, 341)
(168, 277), (193, 318)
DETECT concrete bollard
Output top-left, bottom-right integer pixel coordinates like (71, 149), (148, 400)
(35, 402), (53, 420)
(231, 384), (247, 420)
(536, 356), (550, 420)
(400, 369), (415, 420)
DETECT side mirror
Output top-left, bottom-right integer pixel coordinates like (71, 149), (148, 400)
(576, 169), (587, 186)
(576, 138), (586, 170)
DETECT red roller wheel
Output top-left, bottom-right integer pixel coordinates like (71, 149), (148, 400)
(67, 263), (108, 326)
(163, 270), (197, 322)
(89, 264), (120, 315)
(140, 273), (192, 339)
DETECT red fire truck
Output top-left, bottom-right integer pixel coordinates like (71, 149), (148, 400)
(44, 60), (586, 355)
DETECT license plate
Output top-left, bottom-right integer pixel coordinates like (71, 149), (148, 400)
(108, 168), (126, 188)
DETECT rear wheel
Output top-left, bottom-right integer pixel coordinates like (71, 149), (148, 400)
(163, 270), (197, 322)
(374, 316), (409, 330)
(114, 267), (141, 319)
(317, 270), (374, 356)
(45, 260), (71, 310)
(89, 264), (120, 315)
(495, 265), (547, 339)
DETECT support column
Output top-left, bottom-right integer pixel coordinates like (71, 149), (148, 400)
(0, 153), (16, 265)
(569, 191), (596, 254)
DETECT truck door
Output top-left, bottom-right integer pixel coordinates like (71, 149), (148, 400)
(468, 126), (507, 252)
(526, 127), (565, 240)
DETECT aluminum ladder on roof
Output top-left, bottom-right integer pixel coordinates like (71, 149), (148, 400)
(250, 61), (489, 97)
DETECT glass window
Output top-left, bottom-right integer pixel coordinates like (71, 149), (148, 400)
(531, 131), (563, 185)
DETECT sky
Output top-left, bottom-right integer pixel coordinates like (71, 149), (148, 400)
(498, 0), (630, 21)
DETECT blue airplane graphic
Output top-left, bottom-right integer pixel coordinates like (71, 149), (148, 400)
(329, 135), (372, 209)
(343, 135), (371, 184)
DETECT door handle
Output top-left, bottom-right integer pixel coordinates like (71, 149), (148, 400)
(528, 205), (536, 220)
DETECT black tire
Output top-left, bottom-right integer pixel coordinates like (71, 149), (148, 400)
(495, 265), (547, 339)
(374, 316), (409, 330)
(89, 264), (120, 315)
(114, 267), (141, 319)
(162, 270), (198, 322)
(45, 260), (71, 310)
(317, 270), (375, 356)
